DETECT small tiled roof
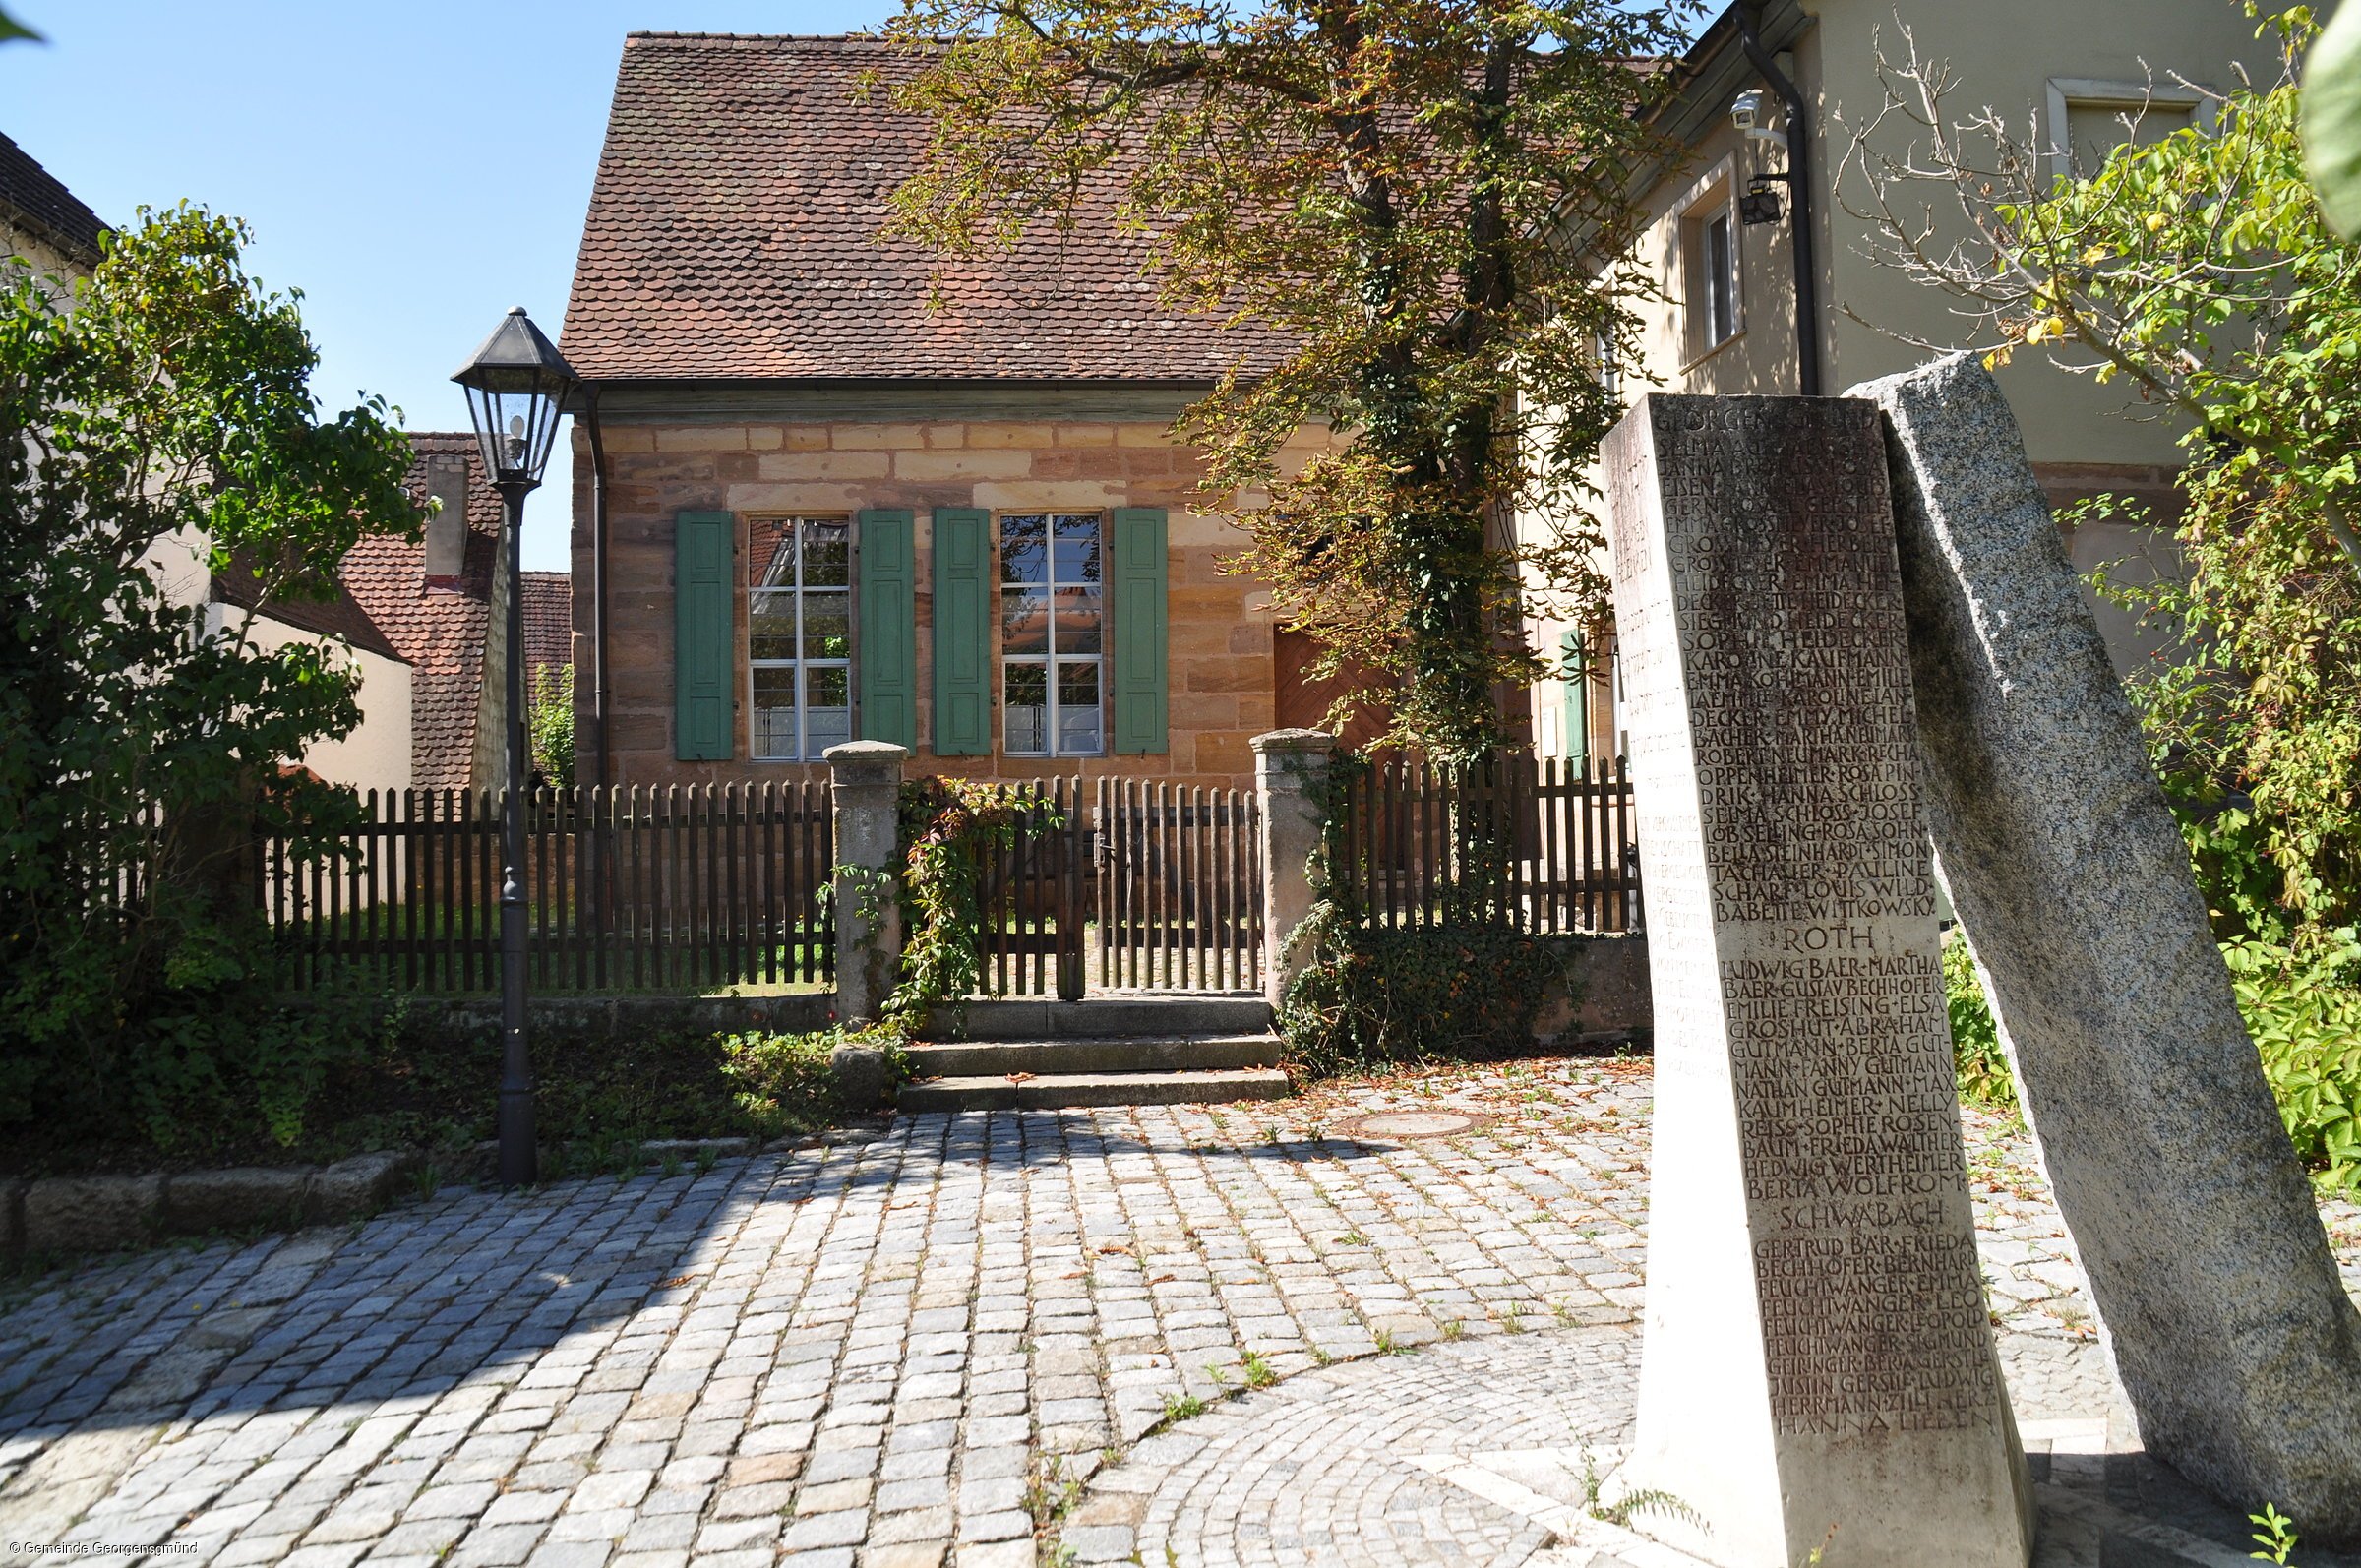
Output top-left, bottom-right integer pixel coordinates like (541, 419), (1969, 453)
(562, 32), (1291, 382)
(341, 433), (501, 789)
(212, 557), (405, 664)
(520, 572), (573, 681)
(0, 131), (105, 264)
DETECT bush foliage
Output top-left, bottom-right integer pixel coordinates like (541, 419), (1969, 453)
(1946, 926), (2361, 1198)
(1278, 904), (1581, 1077)
(1943, 931), (2018, 1113)
(2223, 936), (2361, 1197)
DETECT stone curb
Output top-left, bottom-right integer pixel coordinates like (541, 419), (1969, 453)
(2, 1152), (423, 1257)
(0, 1131), (884, 1260)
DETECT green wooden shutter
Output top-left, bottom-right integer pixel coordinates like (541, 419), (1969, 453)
(1112, 507), (1169, 754)
(932, 507), (992, 755)
(1561, 631), (1589, 769)
(857, 509), (917, 750)
(674, 510), (735, 761)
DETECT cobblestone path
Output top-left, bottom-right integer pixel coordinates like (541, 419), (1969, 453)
(2, 1057), (2355, 1568)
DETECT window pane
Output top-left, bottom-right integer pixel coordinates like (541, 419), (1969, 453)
(802, 522), (849, 587)
(1001, 587), (1051, 656)
(1053, 587), (1103, 654)
(1058, 660), (1103, 754)
(1052, 514), (1101, 584)
(1706, 214), (1734, 343)
(806, 705), (851, 755)
(752, 665), (799, 760)
(751, 593), (796, 663)
(806, 666), (851, 755)
(803, 591), (850, 660)
(1004, 662), (1049, 754)
(1001, 514), (1048, 584)
(807, 665), (849, 707)
(2068, 102), (2190, 179)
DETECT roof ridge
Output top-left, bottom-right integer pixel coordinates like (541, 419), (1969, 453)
(623, 30), (896, 43)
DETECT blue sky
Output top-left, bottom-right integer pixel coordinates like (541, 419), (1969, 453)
(3, 1), (899, 570)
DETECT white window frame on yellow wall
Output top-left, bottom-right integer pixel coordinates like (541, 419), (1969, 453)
(1672, 155), (1743, 367)
(747, 515), (853, 762)
(999, 511), (1107, 758)
(2045, 77), (2212, 185)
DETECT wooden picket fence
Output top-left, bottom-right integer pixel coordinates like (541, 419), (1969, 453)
(259, 783), (834, 995)
(964, 778), (1265, 999)
(1330, 754), (1641, 934)
(1096, 778), (1263, 993)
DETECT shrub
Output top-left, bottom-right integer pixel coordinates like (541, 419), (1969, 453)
(527, 665), (575, 789)
(1947, 924), (2361, 1198)
(1944, 930), (2018, 1112)
(717, 1020), (907, 1139)
(1278, 903), (1581, 1078)
(2223, 936), (2361, 1198)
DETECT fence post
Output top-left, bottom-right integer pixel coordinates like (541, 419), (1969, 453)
(1251, 728), (1335, 1009)
(825, 741), (907, 1023)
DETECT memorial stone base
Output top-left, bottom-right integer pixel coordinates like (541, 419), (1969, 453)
(1605, 395), (2033, 1568)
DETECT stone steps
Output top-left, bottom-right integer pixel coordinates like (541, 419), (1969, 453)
(901, 995), (1290, 1111)
(904, 1034), (1279, 1079)
(924, 995), (1271, 1040)
(897, 1066), (1292, 1113)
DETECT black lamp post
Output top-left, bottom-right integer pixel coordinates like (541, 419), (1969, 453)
(454, 306), (578, 1189)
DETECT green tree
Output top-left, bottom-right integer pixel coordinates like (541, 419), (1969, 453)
(0, 206), (423, 1147)
(529, 663), (577, 790)
(879, 0), (1692, 758)
(1840, 6), (2361, 945)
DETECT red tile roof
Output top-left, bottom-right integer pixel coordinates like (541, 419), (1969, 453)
(561, 32), (1291, 382)
(520, 572), (573, 683)
(212, 557), (405, 664)
(342, 433), (501, 789)
(0, 131), (105, 265)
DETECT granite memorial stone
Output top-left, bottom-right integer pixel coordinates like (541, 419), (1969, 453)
(1605, 394), (2032, 1568)
(1854, 354), (2361, 1540)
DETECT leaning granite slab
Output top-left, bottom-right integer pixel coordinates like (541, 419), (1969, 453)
(1853, 354), (2361, 1540)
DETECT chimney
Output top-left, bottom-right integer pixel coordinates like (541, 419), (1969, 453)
(423, 452), (470, 592)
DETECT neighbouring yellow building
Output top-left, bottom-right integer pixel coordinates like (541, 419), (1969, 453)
(1526, 0), (2286, 763)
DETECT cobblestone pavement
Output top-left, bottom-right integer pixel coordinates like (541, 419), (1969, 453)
(1, 1056), (2355, 1568)
(1076, 1328), (2361, 1568)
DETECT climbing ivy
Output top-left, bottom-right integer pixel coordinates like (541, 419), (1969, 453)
(1277, 751), (1584, 1076)
(882, 777), (1064, 1033)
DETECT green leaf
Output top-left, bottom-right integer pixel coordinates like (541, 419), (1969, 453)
(2305, 0), (2361, 234)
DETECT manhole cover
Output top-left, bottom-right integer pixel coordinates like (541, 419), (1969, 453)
(1340, 1110), (1486, 1139)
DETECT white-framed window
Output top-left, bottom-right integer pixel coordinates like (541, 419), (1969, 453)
(1000, 511), (1104, 756)
(1674, 161), (1742, 362)
(748, 515), (852, 761)
(2047, 78), (2209, 184)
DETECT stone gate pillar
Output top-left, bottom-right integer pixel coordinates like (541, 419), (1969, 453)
(1251, 729), (1334, 1008)
(825, 740), (906, 1024)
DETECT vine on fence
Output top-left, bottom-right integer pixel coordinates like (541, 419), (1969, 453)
(1278, 752), (1586, 1076)
(882, 777), (1065, 1033)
